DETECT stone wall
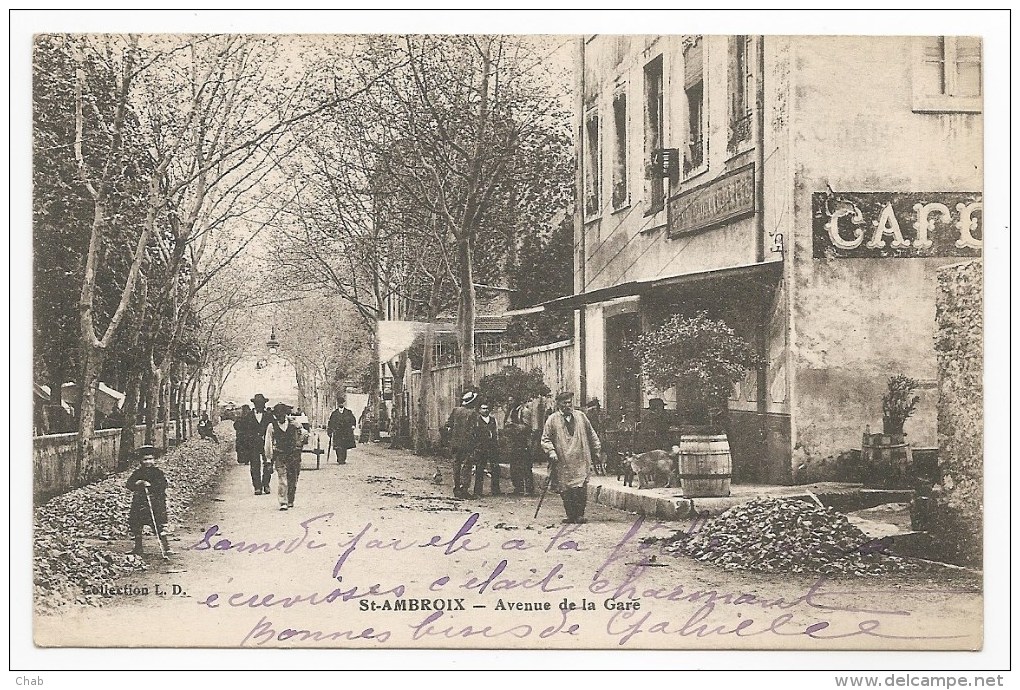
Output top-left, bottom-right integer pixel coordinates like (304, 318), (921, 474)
(930, 260), (983, 565)
(33, 424), (169, 504)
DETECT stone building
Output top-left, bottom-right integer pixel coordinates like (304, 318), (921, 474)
(544, 35), (982, 483)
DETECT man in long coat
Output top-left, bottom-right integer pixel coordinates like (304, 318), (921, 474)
(444, 390), (480, 499)
(326, 395), (357, 464)
(541, 391), (602, 524)
(233, 404), (253, 464)
(242, 394), (275, 495)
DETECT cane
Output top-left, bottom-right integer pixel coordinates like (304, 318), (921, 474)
(143, 486), (169, 560)
(533, 473), (554, 519)
(326, 433), (333, 465)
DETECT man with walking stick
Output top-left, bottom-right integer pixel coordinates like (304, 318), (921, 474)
(125, 445), (173, 557)
(541, 392), (602, 524)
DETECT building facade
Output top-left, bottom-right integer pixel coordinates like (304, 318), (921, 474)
(565, 35), (982, 484)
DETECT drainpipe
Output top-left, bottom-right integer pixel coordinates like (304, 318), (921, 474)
(754, 36), (769, 462)
(575, 37), (587, 403)
(754, 34), (766, 264)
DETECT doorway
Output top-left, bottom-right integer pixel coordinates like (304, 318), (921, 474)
(604, 311), (642, 430)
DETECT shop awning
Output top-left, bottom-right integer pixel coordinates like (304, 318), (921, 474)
(538, 260), (783, 311)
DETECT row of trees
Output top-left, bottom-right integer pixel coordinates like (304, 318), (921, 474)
(34, 33), (577, 479)
(33, 34), (394, 480)
(267, 35), (575, 452)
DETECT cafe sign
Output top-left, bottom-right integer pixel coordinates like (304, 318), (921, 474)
(668, 164), (756, 238)
(812, 191), (982, 259)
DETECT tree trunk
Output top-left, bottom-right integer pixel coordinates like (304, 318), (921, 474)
(186, 374), (199, 438)
(457, 236), (477, 387)
(145, 370), (161, 445)
(389, 353), (408, 450)
(169, 379), (179, 441)
(76, 346), (103, 484)
(118, 368), (142, 466)
(361, 323), (382, 442)
(414, 323), (435, 454)
(295, 365), (309, 416)
(160, 379), (170, 449)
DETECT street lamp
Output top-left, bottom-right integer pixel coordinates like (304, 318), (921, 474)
(267, 325), (280, 355)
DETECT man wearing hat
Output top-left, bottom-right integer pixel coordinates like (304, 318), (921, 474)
(326, 394), (357, 465)
(125, 445), (172, 556)
(443, 390), (480, 499)
(264, 402), (309, 510)
(240, 394), (275, 495)
(541, 392), (602, 524)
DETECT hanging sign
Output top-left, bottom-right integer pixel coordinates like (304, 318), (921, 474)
(812, 191), (982, 258)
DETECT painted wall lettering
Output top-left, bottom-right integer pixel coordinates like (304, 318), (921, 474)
(812, 191), (982, 258)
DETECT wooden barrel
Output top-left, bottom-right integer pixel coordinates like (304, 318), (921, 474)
(861, 432), (912, 489)
(677, 434), (732, 497)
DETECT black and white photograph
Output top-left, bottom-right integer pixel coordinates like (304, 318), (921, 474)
(11, 7), (1010, 683)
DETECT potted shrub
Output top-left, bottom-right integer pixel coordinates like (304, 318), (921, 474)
(882, 374), (921, 438)
(635, 312), (763, 497)
(479, 366), (550, 414)
(635, 312), (763, 431)
(863, 375), (921, 489)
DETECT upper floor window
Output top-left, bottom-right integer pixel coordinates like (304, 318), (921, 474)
(583, 108), (601, 219)
(643, 55), (664, 214)
(683, 36), (706, 176)
(612, 88), (629, 209)
(728, 35), (754, 152)
(913, 36), (982, 113)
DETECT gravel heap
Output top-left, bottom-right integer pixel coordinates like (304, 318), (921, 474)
(34, 435), (230, 613)
(663, 497), (915, 576)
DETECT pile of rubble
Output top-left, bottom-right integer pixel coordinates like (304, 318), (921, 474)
(664, 497), (915, 576)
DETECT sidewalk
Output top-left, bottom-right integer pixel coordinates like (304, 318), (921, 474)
(513, 461), (912, 521)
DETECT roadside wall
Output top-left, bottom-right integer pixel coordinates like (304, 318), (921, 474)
(33, 424), (170, 503)
(409, 341), (575, 445)
(930, 260), (983, 565)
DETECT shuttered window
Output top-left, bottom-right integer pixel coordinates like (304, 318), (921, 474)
(683, 36), (705, 175)
(612, 88), (629, 209)
(584, 108), (601, 219)
(728, 35), (754, 152)
(913, 36), (982, 113)
(644, 55), (664, 213)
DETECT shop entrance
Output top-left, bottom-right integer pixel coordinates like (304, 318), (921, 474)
(604, 311), (642, 430)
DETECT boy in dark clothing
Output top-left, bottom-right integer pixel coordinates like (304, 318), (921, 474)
(125, 445), (173, 556)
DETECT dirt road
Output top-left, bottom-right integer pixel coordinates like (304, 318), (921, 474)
(35, 436), (982, 650)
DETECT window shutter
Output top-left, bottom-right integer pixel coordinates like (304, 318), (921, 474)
(684, 40), (703, 88)
(955, 36), (982, 97)
(728, 36), (740, 123)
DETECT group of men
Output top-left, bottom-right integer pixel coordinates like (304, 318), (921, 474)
(232, 393), (357, 511)
(444, 389), (602, 524)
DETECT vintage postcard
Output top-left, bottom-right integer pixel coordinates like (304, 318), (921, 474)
(18, 11), (1005, 668)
